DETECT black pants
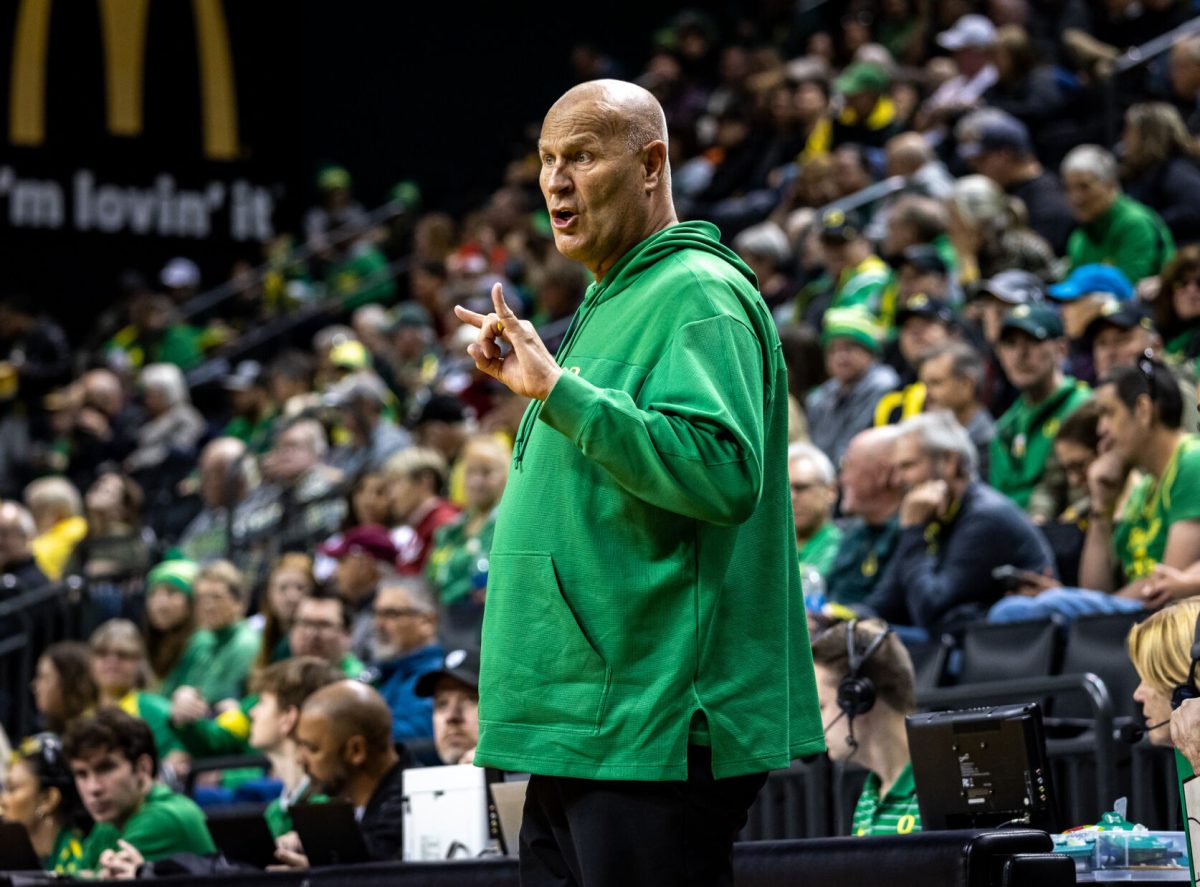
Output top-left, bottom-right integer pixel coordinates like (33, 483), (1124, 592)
(518, 746), (767, 887)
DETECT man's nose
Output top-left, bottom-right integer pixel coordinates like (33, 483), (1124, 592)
(544, 163), (572, 193)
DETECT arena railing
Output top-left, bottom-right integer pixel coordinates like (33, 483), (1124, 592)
(1104, 14), (1200, 143)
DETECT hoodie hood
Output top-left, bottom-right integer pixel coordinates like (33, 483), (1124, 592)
(586, 221), (758, 307)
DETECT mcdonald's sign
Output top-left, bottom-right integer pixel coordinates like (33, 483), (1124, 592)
(9, 0), (240, 160)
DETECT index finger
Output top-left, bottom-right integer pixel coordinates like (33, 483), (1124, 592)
(454, 304), (487, 328)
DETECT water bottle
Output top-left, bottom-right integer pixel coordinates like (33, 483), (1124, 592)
(801, 565), (826, 615)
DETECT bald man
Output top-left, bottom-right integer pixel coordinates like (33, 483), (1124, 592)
(280, 681), (406, 864)
(454, 79), (823, 885)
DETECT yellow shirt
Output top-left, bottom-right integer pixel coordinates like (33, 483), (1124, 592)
(32, 516), (88, 581)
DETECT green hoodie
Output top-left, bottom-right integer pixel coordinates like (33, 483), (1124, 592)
(474, 221), (824, 781)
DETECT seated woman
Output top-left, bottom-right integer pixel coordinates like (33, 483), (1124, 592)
(89, 619), (186, 769)
(255, 553), (317, 669)
(0, 733), (92, 875)
(811, 619), (922, 836)
(427, 435), (510, 649)
(31, 642), (96, 735)
(143, 559), (199, 692)
(1126, 599), (1200, 789)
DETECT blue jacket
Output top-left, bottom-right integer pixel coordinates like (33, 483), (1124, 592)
(372, 643), (443, 741)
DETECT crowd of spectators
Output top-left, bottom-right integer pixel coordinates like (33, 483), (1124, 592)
(5, 0), (1200, 872)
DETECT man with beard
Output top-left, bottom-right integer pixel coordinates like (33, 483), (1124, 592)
(277, 681), (406, 865)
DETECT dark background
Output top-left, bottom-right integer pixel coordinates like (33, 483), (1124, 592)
(0, 0), (698, 336)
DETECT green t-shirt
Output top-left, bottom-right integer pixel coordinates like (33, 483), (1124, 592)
(79, 784), (215, 870)
(851, 762), (922, 836)
(427, 510), (496, 605)
(118, 690), (185, 757)
(160, 620), (262, 703)
(832, 256), (891, 316)
(1113, 436), (1200, 581)
(46, 827), (84, 875)
(990, 378), (1091, 510)
(798, 521), (843, 580)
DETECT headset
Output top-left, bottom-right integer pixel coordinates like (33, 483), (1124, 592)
(835, 619), (892, 751)
(1172, 610), (1200, 710)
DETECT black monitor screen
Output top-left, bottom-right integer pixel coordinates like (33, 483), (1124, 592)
(906, 702), (1058, 832)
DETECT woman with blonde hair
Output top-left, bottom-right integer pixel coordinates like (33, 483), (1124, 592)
(1128, 600), (1200, 747)
(89, 619), (185, 761)
(1122, 102), (1200, 244)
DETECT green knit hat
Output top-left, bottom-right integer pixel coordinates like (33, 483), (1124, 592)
(820, 307), (882, 353)
(145, 559), (199, 596)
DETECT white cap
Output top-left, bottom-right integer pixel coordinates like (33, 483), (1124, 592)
(160, 257), (200, 290)
(937, 14), (997, 50)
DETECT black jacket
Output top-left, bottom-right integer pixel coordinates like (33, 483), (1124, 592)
(360, 761), (408, 861)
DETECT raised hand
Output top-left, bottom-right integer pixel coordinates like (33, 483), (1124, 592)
(454, 283), (563, 401)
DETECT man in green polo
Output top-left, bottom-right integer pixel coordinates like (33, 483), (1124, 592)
(990, 304), (1091, 521)
(789, 442), (843, 580)
(65, 708), (214, 879)
(453, 79), (823, 885)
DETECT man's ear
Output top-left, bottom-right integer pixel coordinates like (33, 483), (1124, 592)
(135, 753), (155, 785)
(643, 141), (668, 193)
(280, 705), (300, 737)
(1135, 391), (1155, 426)
(343, 735), (368, 768)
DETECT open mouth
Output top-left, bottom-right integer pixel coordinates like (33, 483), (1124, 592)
(551, 209), (577, 229)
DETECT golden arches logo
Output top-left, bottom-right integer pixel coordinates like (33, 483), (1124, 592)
(9, 0), (239, 160)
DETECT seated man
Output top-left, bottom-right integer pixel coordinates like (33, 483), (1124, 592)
(414, 646), (481, 765)
(806, 309), (900, 463)
(989, 304), (1091, 522)
(64, 708), (214, 879)
(369, 576), (444, 741)
(993, 360), (1200, 618)
(826, 427), (904, 608)
(278, 681), (406, 865)
(859, 411), (1055, 634)
(250, 657), (343, 837)
(811, 619), (921, 836)
(788, 443), (842, 580)
(918, 342), (995, 477)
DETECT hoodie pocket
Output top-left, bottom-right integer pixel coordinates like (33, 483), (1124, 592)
(483, 551), (612, 735)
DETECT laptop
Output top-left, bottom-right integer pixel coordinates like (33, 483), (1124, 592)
(488, 779), (528, 858)
(290, 801), (370, 867)
(205, 812), (279, 869)
(0, 822), (43, 871)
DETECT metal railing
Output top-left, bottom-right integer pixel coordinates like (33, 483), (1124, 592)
(1103, 15), (1200, 143)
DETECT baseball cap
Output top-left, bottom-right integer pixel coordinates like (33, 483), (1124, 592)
(160, 257), (200, 290)
(896, 294), (956, 327)
(1085, 299), (1157, 337)
(821, 307), (883, 353)
(329, 339), (371, 370)
(978, 269), (1045, 305)
(222, 359), (264, 392)
(319, 524), (400, 565)
(414, 647), (481, 697)
(899, 244), (949, 276)
(1047, 264), (1134, 302)
(959, 114), (1031, 159)
(1000, 304), (1063, 341)
(389, 302), (433, 332)
(834, 62), (890, 96)
(817, 207), (864, 243)
(937, 14), (997, 51)
(317, 165), (352, 192)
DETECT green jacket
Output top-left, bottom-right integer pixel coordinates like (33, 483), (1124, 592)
(798, 521), (843, 579)
(160, 620), (262, 703)
(989, 378), (1091, 510)
(1066, 194), (1175, 283)
(79, 784), (215, 869)
(116, 690), (185, 758)
(474, 221), (824, 781)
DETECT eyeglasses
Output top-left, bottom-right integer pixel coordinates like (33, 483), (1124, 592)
(372, 607), (425, 620)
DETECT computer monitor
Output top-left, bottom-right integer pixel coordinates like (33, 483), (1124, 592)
(906, 702), (1058, 832)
